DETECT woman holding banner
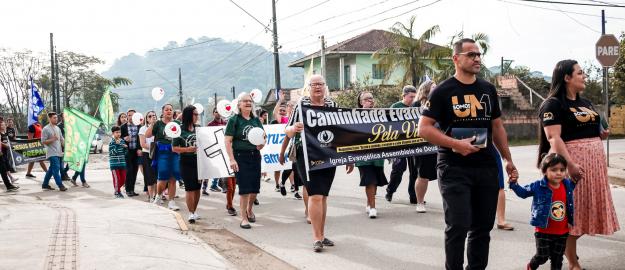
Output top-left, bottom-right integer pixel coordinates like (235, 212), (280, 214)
(286, 74), (354, 252)
(355, 91), (388, 219)
(224, 93), (265, 229)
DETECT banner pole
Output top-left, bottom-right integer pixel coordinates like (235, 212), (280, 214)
(298, 100), (312, 183)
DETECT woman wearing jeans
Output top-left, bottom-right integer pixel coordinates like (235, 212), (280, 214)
(225, 93), (265, 229)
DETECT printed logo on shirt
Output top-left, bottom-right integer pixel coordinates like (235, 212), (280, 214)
(550, 200), (566, 221)
(570, 107), (598, 123)
(542, 112), (554, 121)
(242, 125), (254, 141)
(185, 134), (196, 147)
(451, 94), (492, 119)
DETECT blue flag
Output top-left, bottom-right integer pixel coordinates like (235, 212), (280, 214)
(27, 77), (45, 126)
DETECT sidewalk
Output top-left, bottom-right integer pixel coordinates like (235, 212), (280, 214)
(0, 168), (230, 270)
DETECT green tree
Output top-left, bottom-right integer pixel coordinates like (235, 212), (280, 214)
(81, 75), (132, 115)
(55, 51), (104, 107)
(610, 32), (625, 105)
(373, 16), (447, 87)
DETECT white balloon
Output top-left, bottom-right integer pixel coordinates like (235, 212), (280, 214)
(217, 100), (233, 118)
(230, 98), (239, 114)
(131, 112), (144, 126)
(193, 103), (204, 114)
(164, 121), (181, 138)
(250, 89), (263, 103)
(151, 87), (165, 101)
(247, 127), (265, 145)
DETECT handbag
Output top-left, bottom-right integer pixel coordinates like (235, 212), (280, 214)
(287, 141), (297, 161)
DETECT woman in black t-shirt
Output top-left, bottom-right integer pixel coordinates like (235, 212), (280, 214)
(537, 60), (619, 270)
(173, 105), (201, 223)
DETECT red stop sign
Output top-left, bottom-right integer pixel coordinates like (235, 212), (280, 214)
(596, 34), (621, 67)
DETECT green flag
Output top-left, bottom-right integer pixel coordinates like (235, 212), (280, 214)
(98, 88), (115, 129)
(63, 108), (102, 172)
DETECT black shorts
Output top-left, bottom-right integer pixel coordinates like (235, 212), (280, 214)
(234, 150), (261, 195)
(141, 152), (157, 186)
(358, 165), (388, 187)
(412, 154), (437, 180)
(295, 147), (336, 196)
(180, 155), (201, 191)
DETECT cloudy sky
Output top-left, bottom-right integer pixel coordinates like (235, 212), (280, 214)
(1, 0), (624, 75)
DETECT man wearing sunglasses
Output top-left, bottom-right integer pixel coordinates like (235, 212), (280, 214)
(418, 38), (518, 270)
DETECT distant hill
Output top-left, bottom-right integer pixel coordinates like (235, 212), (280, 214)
(102, 37), (305, 113)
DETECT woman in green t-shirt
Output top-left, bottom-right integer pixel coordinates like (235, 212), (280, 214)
(225, 93), (265, 229)
(355, 91), (388, 219)
(173, 105), (201, 223)
(145, 104), (181, 211)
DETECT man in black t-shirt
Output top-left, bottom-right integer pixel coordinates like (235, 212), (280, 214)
(418, 38), (518, 270)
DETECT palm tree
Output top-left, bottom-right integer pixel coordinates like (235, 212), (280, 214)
(373, 16), (448, 87)
(434, 31), (491, 83)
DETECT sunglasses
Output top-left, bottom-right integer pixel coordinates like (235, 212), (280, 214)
(457, 51), (482, 59)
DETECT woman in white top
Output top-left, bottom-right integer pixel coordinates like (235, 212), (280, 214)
(139, 110), (158, 202)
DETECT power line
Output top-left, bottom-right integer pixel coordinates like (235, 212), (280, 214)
(148, 38), (221, 53)
(583, 0), (625, 6)
(208, 50), (272, 89)
(513, 0), (625, 7)
(278, 0), (331, 22)
(499, 0), (625, 19)
(228, 0), (272, 32)
(549, 2), (602, 32)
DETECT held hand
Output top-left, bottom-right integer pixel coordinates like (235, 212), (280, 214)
(568, 163), (584, 182)
(505, 160), (519, 182)
(279, 153), (285, 165)
(230, 160), (239, 172)
(256, 144), (265, 151)
(507, 177), (518, 184)
(294, 122), (304, 133)
(452, 137), (479, 156)
(600, 129), (610, 140)
(346, 164), (354, 174)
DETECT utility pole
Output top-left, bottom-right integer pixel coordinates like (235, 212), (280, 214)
(49, 33), (56, 112)
(500, 57), (513, 76)
(55, 52), (61, 111)
(271, 0), (283, 101)
(231, 86), (236, 99)
(320, 35), (326, 78)
(214, 92), (218, 109)
(178, 68), (184, 110)
(601, 9), (610, 165)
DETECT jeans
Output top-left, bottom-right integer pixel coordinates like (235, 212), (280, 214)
(386, 158), (416, 200)
(72, 163), (86, 183)
(210, 179), (219, 189)
(438, 164), (499, 270)
(43, 156), (64, 188)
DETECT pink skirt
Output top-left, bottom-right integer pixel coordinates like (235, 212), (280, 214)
(565, 137), (620, 236)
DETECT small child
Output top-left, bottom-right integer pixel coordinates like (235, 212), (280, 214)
(509, 153), (577, 270)
(109, 126), (128, 198)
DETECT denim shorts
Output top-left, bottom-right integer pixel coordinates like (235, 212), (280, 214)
(157, 149), (181, 181)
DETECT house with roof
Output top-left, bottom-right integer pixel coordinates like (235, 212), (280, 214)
(287, 29), (445, 90)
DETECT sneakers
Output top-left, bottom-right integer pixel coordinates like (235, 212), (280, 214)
(385, 192), (393, 202)
(280, 185), (287, 196)
(26, 174), (36, 179)
(322, 238), (335, 246)
(290, 185), (296, 193)
(202, 190), (209, 196)
(188, 214), (196, 224)
(369, 208), (377, 218)
(313, 240), (323, 252)
(7, 186), (20, 192)
(209, 186), (222, 192)
(263, 176), (271, 182)
(114, 192), (124, 198)
(153, 196), (164, 205)
(366, 206), (371, 214)
(294, 192), (302, 200)
(42, 185), (55, 191)
(416, 203), (427, 213)
(59, 186), (68, 192)
(253, 198), (259, 205)
(82, 183), (90, 188)
(227, 208), (237, 216)
(179, 182), (185, 188)
(168, 201), (180, 211)
(274, 185), (280, 192)
(194, 213), (201, 220)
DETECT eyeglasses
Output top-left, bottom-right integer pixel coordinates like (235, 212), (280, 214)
(361, 97), (373, 101)
(309, 82), (325, 87)
(457, 51), (482, 59)
(241, 100), (253, 103)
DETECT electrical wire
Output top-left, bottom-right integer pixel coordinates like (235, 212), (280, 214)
(513, 0), (625, 7)
(278, 0), (331, 22)
(498, 0), (625, 20)
(228, 0), (272, 32)
(148, 38), (221, 53)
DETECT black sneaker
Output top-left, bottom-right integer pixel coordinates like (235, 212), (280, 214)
(280, 185), (287, 196)
(322, 238), (335, 246)
(227, 208), (237, 216)
(290, 185), (296, 193)
(202, 190), (209, 196)
(7, 186), (20, 192)
(59, 186), (68, 192)
(26, 174), (36, 179)
(253, 198), (259, 205)
(385, 192), (393, 202)
(294, 192), (302, 200)
(313, 241), (323, 252)
(42, 185), (55, 191)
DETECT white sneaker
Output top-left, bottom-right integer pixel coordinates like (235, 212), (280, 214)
(168, 201), (180, 211)
(194, 213), (201, 220)
(366, 206), (370, 214)
(368, 208), (377, 219)
(416, 203), (427, 213)
(188, 213), (196, 224)
(153, 196), (163, 205)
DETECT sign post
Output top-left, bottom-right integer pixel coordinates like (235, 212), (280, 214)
(595, 33), (621, 165)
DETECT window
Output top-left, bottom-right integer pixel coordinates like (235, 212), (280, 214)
(372, 64), (388, 80)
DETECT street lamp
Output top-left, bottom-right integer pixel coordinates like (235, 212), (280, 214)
(145, 68), (184, 110)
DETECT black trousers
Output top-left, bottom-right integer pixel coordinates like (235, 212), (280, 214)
(0, 157), (15, 189)
(438, 164), (499, 270)
(529, 232), (568, 270)
(386, 158), (416, 200)
(125, 149), (140, 193)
